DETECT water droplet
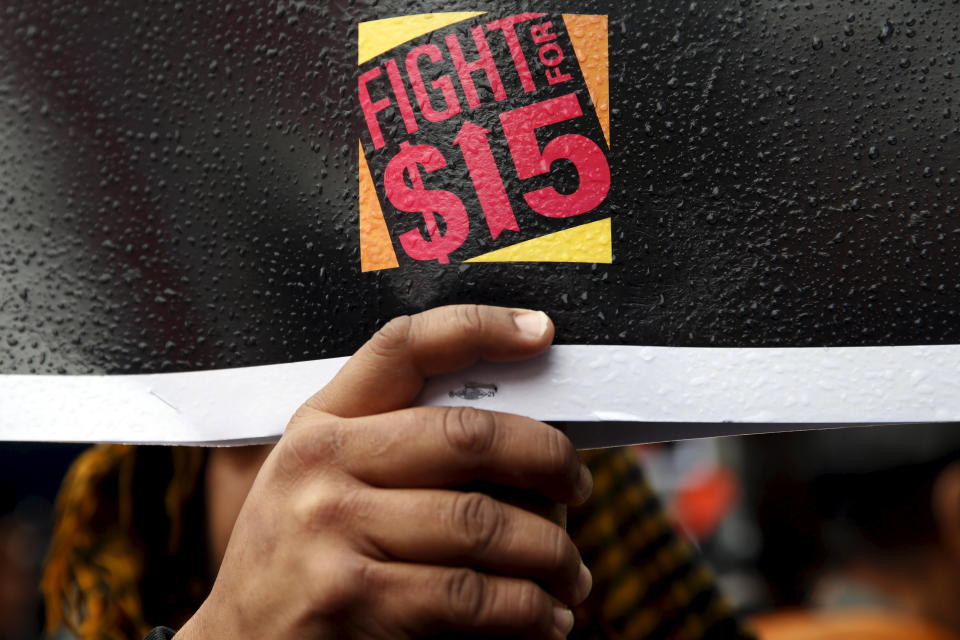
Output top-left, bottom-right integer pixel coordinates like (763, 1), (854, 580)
(878, 20), (894, 42)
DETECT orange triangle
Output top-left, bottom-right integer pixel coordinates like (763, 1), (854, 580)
(359, 142), (399, 272)
(563, 15), (609, 147)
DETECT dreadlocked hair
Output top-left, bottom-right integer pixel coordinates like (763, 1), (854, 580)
(42, 445), (209, 640)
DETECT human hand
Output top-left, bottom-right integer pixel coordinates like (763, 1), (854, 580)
(177, 305), (592, 640)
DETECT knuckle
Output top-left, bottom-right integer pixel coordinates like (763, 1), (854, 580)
(303, 487), (366, 530)
(512, 582), (548, 628)
(452, 304), (485, 337)
(543, 426), (578, 478)
(545, 527), (576, 575)
(312, 556), (377, 615)
(446, 568), (487, 623)
(442, 407), (498, 456)
(367, 315), (413, 360)
(280, 417), (348, 472)
(274, 438), (308, 480)
(452, 492), (504, 555)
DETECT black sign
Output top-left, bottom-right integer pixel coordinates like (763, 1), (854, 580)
(1, 0), (958, 377)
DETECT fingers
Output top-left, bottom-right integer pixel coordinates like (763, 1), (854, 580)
(355, 489), (591, 606)
(365, 562), (576, 640)
(305, 305), (554, 418)
(287, 407), (591, 505)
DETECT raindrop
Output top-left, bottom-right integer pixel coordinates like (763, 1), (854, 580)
(878, 20), (893, 42)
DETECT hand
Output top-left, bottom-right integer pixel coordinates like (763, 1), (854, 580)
(177, 305), (593, 640)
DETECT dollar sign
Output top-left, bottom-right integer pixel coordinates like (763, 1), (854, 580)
(384, 141), (470, 264)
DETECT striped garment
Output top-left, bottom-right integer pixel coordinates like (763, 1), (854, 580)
(570, 448), (753, 639)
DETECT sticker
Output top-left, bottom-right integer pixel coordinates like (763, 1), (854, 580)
(357, 12), (612, 270)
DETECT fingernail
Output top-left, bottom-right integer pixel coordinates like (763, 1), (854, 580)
(513, 309), (549, 339)
(575, 464), (593, 503)
(553, 607), (575, 638)
(576, 563), (593, 601)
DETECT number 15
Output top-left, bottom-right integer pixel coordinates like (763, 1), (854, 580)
(500, 92), (611, 218)
(453, 92), (612, 241)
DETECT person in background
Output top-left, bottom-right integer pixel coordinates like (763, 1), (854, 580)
(43, 305), (751, 640)
(747, 423), (960, 640)
(0, 487), (35, 640)
(0, 444), (84, 640)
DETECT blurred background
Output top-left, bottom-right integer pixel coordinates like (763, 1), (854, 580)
(0, 445), (85, 640)
(4, 423), (960, 639)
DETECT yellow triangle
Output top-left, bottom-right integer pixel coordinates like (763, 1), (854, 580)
(563, 15), (610, 146)
(359, 13), (486, 65)
(465, 218), (612, 263)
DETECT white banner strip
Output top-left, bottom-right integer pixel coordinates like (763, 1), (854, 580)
(1, 345), (959, 446)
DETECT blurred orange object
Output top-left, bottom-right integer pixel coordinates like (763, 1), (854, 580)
(751, 610), (960, 640)
(675, 466), (738, 540)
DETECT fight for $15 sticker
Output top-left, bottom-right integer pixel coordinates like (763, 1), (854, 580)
(357, 12), (611, 271)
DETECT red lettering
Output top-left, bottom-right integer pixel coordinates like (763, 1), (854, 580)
(384, 142), (470, 264)
(530, 23), (570, 87)
(445, 26), (507, 110)
(538, 42), (564, 66)
(500, 93), (610, 218)
(545, 67), (572, 85)
(485, 13), (545, 94)
(405, 44), (462, 123)
(383, 58), (419, 135)
(530, 22), (557, 45)
(358, 67), (391, 150)
(453, 121), (519, 239)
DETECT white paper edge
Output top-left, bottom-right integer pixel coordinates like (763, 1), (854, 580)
(2, 344), (960, 447)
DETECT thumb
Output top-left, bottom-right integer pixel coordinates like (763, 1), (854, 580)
(303, 305), (554, 418)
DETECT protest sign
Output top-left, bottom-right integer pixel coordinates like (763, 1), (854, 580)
(1, 2), (958, 444)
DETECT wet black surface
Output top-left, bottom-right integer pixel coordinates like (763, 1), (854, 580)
(1, 0), (958, 375)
